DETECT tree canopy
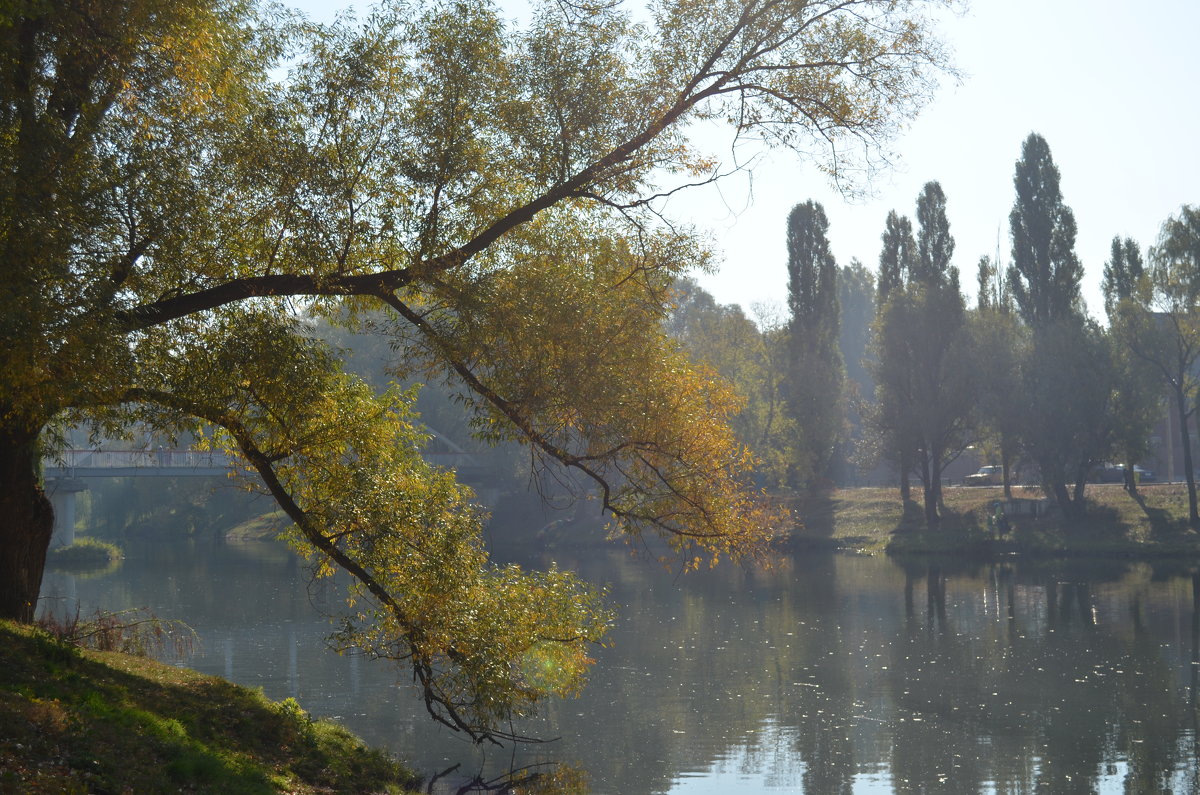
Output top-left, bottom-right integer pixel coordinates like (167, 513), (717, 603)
(785, 200), (844, 484)
(1007, 132), (1083, 327)
(0, 0), (954, 740)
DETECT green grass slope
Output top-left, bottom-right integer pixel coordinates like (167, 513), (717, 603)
(0, 620), (420, 794)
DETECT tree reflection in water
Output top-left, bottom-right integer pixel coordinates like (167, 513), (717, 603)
(39, 538), (1200, 793)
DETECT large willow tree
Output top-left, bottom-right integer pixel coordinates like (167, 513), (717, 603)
(0, 0), (952, 739)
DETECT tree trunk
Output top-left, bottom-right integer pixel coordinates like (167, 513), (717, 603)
(1071, 463), (1088, 512)
(1050, 479), (1073, 519)
(899, 449), (911, 502)
(1124, 457), (1139, 499)
(1175, 385), (1199, 527)
(920, 451), (938, 528)
(1001, 444), (1013, 500)
(931, 447), (945, 514)
(0, 422), (53, 623)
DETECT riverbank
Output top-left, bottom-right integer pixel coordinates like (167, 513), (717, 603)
(0, 620), (420, 794)
(790, 483), (1200, 558)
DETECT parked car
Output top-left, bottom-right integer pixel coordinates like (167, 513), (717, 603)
(1092, 463), (1156, 484)
(1124, 464), (1155, 483)
(965, 465), (1003, 486)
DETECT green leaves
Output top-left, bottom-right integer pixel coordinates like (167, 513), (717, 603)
(3, 0), (956, 734)
(123, 315), (612, 741)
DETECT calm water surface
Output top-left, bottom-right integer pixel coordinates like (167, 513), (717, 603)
(39, 536), (1200, 793)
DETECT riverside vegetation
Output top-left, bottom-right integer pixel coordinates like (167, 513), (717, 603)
(0, 619), (421, 794)
(791, 483), (1200, 557)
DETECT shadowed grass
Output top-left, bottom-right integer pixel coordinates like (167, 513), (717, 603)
(0, 620), (420, 794)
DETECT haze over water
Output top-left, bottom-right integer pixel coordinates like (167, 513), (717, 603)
(41, 533), (1200, 793)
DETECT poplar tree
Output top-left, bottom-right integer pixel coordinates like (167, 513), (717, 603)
(908, 181), (972, 526)
(867, 182), (972, 525)
(866, 210), (919, 500)
(1007, 133), (1083, 327)
(1100, 238), (1157, 498)
(785, 200), (844, 485)
(1102, 237), (1146, 317)
(877, 210), (916, 304)
(1006, 134), (1110, 518)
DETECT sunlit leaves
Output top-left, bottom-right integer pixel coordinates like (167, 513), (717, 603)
(125, 312), (612, 741)
(398, 211), (780, 561)
(4, 0), (955, 736)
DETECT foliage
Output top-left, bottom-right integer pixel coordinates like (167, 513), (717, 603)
(877, 210), (917, 304)
(1020, 318), (1117, 518)
(975, 254), (1010, 313)
(667, 278), (796, 489)
(1101, 238), (1158, 494)
(968, 303), (1027, 497)
(785, 200), (845, 485)
(1102, 236), (1146, 317)
(1151, 206), (1200, 305)
(1001, 133), (1107, 516)
(864, 182), (972, 525)
(835, 259), (876, 481)
(45, 537), (123, 570)
(837, 259), (876, 399)
(1116, 205), (1200, 525)
(1007, 133), (1084, 326)
(0, 0), (956, 736)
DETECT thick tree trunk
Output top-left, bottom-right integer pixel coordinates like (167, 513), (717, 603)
(1050, 479), (1073, 519)
(0, 423), (53, 623)
(920, 451), (938, 528)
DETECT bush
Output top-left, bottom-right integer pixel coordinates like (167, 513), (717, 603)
(46, 537), (122, 570)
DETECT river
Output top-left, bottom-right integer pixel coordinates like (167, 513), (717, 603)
(38, 535), (1200, 793)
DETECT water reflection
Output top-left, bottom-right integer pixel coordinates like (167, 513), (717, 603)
(39, 539), (1200, 793)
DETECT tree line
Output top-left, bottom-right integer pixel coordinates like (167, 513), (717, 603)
(672, 132), (1200, 528)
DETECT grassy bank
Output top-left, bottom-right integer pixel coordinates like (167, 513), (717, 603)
(790, 482), (1200, 558)
(0, 620), (420, 794)
(46, 536), (123, 570)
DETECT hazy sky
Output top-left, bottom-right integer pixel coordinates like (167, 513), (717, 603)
(290, 0), (1200, 318)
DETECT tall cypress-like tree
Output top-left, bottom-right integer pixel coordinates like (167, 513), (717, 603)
(865, 182), (971, 524)
(1006, 134), (1110, 518)
(908, 181), (971, 526)
(1007, 133), (1083, 327)
(1102, 236), (1157, 498)
(867, 209), (918, 500)
(786, 200), (844, 486)
(835, 259), (875, 483)
(915, 181), (954, 286)
(1102, 237), (1146, 316)
(877, 210), (916, 304)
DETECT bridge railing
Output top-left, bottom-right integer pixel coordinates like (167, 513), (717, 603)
(47, 449), (486, 471)
(47, 449), (237, 471)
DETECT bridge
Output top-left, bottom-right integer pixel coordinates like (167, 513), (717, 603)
(43, 441), (497, 548)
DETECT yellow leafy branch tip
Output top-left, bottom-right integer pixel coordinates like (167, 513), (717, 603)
(131, 318), (613, 741)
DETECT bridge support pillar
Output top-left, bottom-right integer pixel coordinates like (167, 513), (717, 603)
(47, 478), (88, 548)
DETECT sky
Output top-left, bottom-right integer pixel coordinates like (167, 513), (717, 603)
(289, 0), (1200, 319)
